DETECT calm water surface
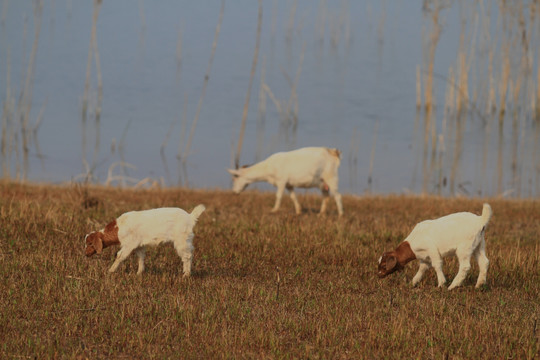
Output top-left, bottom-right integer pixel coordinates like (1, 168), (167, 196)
(0, 1), (538, 197)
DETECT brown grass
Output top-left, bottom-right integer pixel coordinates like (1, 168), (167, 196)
(0, 183), (539, 359)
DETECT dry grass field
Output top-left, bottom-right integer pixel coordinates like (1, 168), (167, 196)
(0, 182), (538, 359)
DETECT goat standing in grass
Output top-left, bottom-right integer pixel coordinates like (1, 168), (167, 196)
(227, 147), (344, 216)
(377, 203), (492, 290)
(85, 205), (205, 277)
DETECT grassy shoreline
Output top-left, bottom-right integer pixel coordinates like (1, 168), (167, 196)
(1, 183), (538, 358)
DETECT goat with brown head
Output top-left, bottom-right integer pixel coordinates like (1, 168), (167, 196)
(377, 204), (492, 290)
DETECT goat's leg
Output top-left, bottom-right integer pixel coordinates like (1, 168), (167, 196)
(319, 189), (330, 215)
(448, 256), (472, 290)
(431, 258), (447, 287)
(174, 235), (194, 277)
(333, 191), (343, 216)
(287, 186), (302, 215)
(108, 246), (135, 273)
(271, 183), (286, 213)
(412, 261), (430, 286)
(322, 178), (343, 216)
(474, 240), (489, 288)
(135, 248), (146, 275)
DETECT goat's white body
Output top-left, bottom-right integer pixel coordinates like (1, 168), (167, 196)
(109, 205), (205, 276)
(228, 147), (343, 215)
(407, 204), (492, 289)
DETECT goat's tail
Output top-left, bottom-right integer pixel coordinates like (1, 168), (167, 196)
(326, 148), (342, 159)
(481, 203), (492, 225)
(190, 204), (206, 222)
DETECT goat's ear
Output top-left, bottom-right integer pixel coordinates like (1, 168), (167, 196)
(227, 168), (240, 176)
(385, 255), (397, 271)
(92, 234), (103, 254)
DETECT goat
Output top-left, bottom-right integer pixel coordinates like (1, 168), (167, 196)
(227, 147), (343, 216)
(377, 203), (492, 290)
(85, 205), (205, 276)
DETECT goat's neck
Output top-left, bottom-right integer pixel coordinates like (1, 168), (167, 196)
(394, 241), (416, 266)
(244, 160), (273, 183)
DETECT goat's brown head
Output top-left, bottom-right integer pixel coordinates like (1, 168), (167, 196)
(377, 251), (403, 278)
(85, 231), (103, 257)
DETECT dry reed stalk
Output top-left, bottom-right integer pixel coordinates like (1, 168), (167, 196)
(1, 48), (13, 178)
(422, 0), (442, 113)
(81, 0), (103, 178)
(437, 67), (454, 194)
(117, 119), (132, 187)
(176, 92), (188, 160)
(176, 29), (183, 82)
(428, 105), (437, 193)
(498, 35), (510, 116)
(476, 0), (490, 114)
(19, 13), (28, 91)
(455, 10), (469, 115)
(466, 3), (479, 108)
(262, 83), (284, 121)
(436, 134), (445, 195)
(481, 109), (494, 196)
(410, 107), (422, 191)
(496, 110), (505, 195)
(487, 38), (496, 113)
(138, 0), (146, 46)
(91, 0), (103, 172)
(450, 108), (466, 196)
(82, 0), (102, 178)
(176, 93), (189, 186)
(376, 0), (386, 65)
(511, 108), (520, 196)
(347, 127), (360, 189)
(367, 119), (379, 193)
(0, 0), (8, 27)
(32, 99), (46, 170)
(255, 57), (267, 163)
(317, 0), (327, 45)
(17, 0), (43, 182)
(515, 3), (533, 197)
(421, 107), (432, 194)
(270, 0), (277, 61)
(160, 120), (176, 184)
(416, 65), (422, 110)
(284, 41), (305, 146)
(181, 0), (224, 162)
(286, 0), (297, 44)
(235, 0), (262, 169)
(494, 3), (512, 196)
(537, 43), (540, 119)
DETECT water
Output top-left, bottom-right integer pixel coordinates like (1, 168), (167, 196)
(0, 0), (538, 197)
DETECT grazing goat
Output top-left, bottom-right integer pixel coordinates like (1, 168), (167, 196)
(227, 147), (343, 216)
(377, 203), (492, 290)
(85, 205), (205, 277)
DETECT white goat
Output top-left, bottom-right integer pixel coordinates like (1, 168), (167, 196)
(377, 203), (492, 290)
(85, 205), (205, 277)
(227, 147), (343, 216)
